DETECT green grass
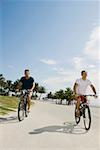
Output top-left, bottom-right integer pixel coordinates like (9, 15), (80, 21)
(0, 96), (18, 115)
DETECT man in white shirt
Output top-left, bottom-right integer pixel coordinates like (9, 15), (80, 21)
(73, 70), (97, 116)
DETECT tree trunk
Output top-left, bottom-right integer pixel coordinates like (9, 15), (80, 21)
(68, 100), (70, 105)
(60, 99), (62, 105)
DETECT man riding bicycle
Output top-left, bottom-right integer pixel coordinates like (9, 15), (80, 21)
(73, 70), (97, 116)
(17, 69), (35, 112)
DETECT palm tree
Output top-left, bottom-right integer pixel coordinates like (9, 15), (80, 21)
(34, 83), (39, 94)
(47, 92), (53, 99)
(54, 89), (65, 104)
(38, 86), (46, 100)
(6, 80), (13, 93)
(0, 74), (5, 88)
(12, 79), (20, 92)
(65, 88), (74, 105)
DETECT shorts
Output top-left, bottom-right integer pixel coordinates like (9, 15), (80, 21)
(77, 95), (87, 102)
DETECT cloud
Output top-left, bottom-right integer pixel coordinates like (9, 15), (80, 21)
(40, 59), (57, 65)
(53, 67), (69, 75)
(53, 67), (70, 76)
(43, 76), (70, 91)
(44, 73), (74, 85)
(86, 68), (100, 93)
(71, 26), (100, 71)
(84, 26), (100, 60)
(8, 65), (14, 69)
(72, 57), (96, 71)
(72, 56), (84, 70)
(43, 70), (77, 91)
(88, 64), (95, 68)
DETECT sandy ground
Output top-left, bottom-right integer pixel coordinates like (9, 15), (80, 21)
(0, 100), (100, 150)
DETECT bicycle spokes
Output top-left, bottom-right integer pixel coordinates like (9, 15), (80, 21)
(83, 106), (91, 130)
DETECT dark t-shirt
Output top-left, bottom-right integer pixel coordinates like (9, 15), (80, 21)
(20, 76), (34, 90)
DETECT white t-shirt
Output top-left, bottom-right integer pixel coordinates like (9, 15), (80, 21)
(75, 78), (92, 95)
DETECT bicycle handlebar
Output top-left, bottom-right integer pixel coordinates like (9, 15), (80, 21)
(21, 89), (30, 94)
(80, 94), (98, 98)
(82, 95), (96, 96)
(22, 89), (30, 92)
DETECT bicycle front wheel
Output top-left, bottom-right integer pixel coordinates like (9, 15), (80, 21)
(18, 101), (24, 121)
(83, 105), (91, 130)
(75, 106), (81, 124)
(24, 101), (28, 117)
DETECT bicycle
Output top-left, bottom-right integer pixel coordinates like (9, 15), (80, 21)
(75, 95), (96, 130)
(18, 90), (29, 121)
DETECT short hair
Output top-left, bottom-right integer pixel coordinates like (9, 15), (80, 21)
(24, 69), (30, 73)
(81, 70), (86, 75)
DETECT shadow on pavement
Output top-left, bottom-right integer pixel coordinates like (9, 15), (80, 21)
(0, 116), (18, 124)
(29, 122), (87, 135)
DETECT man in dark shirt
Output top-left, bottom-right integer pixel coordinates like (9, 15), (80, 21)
(18, 69), (35, 112)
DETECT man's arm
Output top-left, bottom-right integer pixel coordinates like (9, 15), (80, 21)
(90, 84), (97, 95)
(30, 82), (35, 92)
(73, 83), (78, 94)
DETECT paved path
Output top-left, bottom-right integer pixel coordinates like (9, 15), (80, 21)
(0, 101), (100, 150)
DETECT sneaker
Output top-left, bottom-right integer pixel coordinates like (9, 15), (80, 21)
(27, 110), (30, 113)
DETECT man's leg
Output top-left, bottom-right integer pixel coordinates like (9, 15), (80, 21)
(20, 95), (24, 101)
(27, 92), (32, 111)
(76, 96), (81, 116)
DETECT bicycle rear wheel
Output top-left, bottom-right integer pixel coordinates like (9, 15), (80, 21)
(75, 106), (81, 124)
(83, 105), (91, 130)
(18, 101), (24, 121)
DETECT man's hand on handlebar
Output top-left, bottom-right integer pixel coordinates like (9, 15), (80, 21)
(29, 89), (33, 92)
(16, 89), (20, 92)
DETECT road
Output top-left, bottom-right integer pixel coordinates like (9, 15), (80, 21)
(0, 100), (100, 150)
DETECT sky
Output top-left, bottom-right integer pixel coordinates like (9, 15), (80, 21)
(0, 0), (100, 93)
